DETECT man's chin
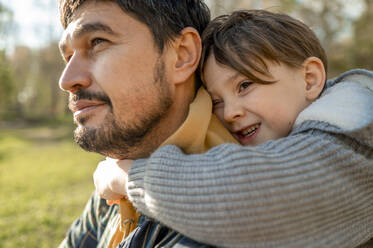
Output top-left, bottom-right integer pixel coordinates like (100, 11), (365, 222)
(74, 125), (99, 153)
(73, 122), (139, 158)
(74, 114), (96, 127)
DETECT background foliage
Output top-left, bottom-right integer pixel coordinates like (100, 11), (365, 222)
(0, 0), (372, 247)
(0, 125), (102, 248)
(1, 0), (373, 121)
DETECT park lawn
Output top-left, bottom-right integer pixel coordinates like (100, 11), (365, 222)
(0, 125), (103, 248)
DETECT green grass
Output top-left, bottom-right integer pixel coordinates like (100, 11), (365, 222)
(0, 125), (103, 248)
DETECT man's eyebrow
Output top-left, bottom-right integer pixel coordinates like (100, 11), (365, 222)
(59, 22), (118, 54)
(73, 22), (117, 39)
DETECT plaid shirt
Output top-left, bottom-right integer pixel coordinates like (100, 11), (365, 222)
(58, 192), (214, 248)
(59, 88), (235, 248)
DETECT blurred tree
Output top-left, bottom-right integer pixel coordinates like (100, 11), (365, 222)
(3, 0), (372, 121)
(277, 0), (347, 51)
(208, 0), (349, 50)
(32, 42), (66, 119)
(351, 0), (373, 70)
(10, 42), (66, 121)
(209, 0), (248, 17)
(9, 46), (34, 117)
(3, 0), (66, 122)
(207, 0), (370, 77)
(0, 50), (14, 116)
(208, 0), (272, 17)
(0, 3), (15, 119)
(0, 2), (12, 43)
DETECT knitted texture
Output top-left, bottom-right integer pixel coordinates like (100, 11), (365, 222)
(128, 69), (373, 248)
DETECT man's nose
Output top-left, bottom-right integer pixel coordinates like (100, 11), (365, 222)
(59, 53), (91, 92)
(224, 102), (244, 123)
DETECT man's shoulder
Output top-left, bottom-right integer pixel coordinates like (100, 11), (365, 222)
(87, 191), (119, 228)
(58, 192), (120, 248)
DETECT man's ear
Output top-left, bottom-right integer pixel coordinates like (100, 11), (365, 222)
(303, 57), (326, 101)
(168, 27), (201, 85)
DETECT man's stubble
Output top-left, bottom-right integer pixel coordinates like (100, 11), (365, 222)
(73, 58), (173, 159)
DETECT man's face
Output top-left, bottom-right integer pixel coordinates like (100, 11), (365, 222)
(204, 55), (309, 146)
(59, 1), (173, 159)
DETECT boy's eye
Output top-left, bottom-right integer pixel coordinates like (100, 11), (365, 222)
(238, 81), (253, 93)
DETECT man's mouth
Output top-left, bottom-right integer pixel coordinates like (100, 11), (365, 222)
(69, 90), (112, 109)
(70, 100), (106, 119)
(70, 101), (104, 112)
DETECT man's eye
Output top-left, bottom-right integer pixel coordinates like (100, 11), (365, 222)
(91, 38), (107, 47)
(238, 81), (253, 93)
(65, 55), (73, 63)
(212, 99), (223, 107)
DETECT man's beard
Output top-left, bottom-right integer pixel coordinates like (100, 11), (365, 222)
(72, 59), (173, 159)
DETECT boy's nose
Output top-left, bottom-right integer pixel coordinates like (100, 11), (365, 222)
(59, 53), (92, 93)
(224, 103), (244, 123)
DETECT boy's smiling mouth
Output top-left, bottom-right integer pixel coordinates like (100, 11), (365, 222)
(234, 123), (261, 145)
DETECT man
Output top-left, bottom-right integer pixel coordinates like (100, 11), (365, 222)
(58, 1), (373, 248)
(58, 0), (235, 247)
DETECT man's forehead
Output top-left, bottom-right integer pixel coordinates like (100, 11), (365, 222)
(68, 0), (114, 23)
(64, 2), (108, 32)
(59, 20), (80, 52)
(59, 1), (123, 51)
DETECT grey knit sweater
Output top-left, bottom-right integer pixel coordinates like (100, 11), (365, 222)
(127, 69), (373, 248)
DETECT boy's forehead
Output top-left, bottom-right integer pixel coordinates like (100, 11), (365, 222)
(203, 54), (242, 89)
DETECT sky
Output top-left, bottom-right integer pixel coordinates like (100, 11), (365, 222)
(1, 0), (62, 49)
(1, 0), (365, 51)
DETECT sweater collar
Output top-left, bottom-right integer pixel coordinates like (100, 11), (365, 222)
(161, 87), (237, 154)
(295, 71), (373, 132)
(112, 87), (237, 248)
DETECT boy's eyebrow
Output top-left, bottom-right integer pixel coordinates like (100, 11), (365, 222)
(59, 22), (118, 54)
(205, 72), (243, 94)
(227, 71), (243, 82)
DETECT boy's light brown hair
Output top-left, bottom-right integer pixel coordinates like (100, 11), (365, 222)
(200, 9), (328, 84)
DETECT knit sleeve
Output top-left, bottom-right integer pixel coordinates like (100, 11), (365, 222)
(127, 131), (373, 248)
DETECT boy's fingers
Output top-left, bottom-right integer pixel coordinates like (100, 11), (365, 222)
(107, 199), (121, 205)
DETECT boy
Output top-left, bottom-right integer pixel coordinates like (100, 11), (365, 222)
(95, 10), (373, 248)
(200, 9), (327, 147)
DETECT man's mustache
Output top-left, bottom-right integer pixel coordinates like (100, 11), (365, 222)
(69, 90), (112, 108)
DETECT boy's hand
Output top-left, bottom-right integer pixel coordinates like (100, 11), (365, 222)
(93, 157), (133, 201)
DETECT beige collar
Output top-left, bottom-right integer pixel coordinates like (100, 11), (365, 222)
(111, 87), (237, 248)
(162, 87), (237, 154)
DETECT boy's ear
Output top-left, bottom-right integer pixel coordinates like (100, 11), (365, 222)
(303, 57), (326, 101)
(168, 27), (202, 85)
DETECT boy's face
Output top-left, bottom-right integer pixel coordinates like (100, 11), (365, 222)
(203, 55), (310, 146)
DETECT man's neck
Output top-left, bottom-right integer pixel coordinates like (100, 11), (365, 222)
(116, 83), (195, 160)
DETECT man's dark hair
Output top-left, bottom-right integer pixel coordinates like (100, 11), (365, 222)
(59, 0), (210, 52)
(200, 9), (328, 84)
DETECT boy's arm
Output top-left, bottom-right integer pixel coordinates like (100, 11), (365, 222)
(128, 133), (373, 248)
(94, 69), (373, 247)
(126, 69), (373, 248)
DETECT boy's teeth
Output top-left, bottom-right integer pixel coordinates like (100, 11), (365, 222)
(241, 124), (260, 136)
